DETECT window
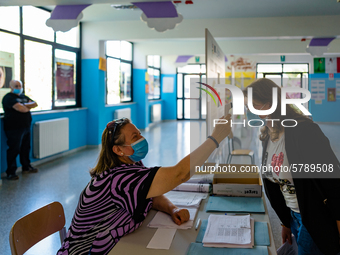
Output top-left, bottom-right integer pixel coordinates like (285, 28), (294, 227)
(177, 64), (206, 120)
(106, 40), (133, 104)
(0, 6), (81, 114)
(23, 6), (55, 42)
(24, 40), (53, 111)
(147, 55), (161, 100)
(0, 6), (20, 33)
(257, 63), (309, 99)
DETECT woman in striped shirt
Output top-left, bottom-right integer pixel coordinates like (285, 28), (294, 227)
(57, 116), (231, 255)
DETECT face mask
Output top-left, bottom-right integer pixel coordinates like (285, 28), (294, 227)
(124, 137), (149, 162)
(246, 104), (268, 127)
(246, 110), (265, 126)
(13, 88), (23, 94)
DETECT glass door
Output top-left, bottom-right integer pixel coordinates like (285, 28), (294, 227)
(177, 73), (206, 120)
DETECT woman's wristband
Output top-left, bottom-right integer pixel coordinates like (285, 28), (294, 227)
(207, 136), (219, 148)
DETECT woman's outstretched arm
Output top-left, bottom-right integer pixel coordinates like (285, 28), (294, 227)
(146, 115), (231, 199)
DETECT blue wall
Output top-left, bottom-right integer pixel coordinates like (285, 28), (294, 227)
(309, 73), (340, 122)
(0, 109), (88, 174)
(0, 60), (179, 179)
(161, 74), (177, 120)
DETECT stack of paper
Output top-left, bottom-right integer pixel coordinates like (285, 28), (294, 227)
(186, 174), (214, 184)
(173, 183), (210, 193)
(147, 207), (198, 229)
(202, 214), (255, 248)
(164, 191), (207, 208)
(171, 174), (213, 193)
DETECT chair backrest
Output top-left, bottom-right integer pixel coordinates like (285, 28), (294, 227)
(9, 201), (66, 255)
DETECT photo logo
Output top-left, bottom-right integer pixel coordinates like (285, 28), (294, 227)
(196, 82), (222, 106)
(208, 84), (312, 128)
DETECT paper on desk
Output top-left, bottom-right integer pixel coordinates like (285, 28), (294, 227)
(202, 214), (251, 245)
(146, 228), (177, 250)
(164, 191), (207, 207)
(203, 218), (255, 248)
(173, 183), (210, 193)
(186, 174), (214, 183)
(147, 207), (198, 229)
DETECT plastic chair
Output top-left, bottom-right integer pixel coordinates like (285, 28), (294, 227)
(9, 201), (67, 255)
(227, 135), (254, 164)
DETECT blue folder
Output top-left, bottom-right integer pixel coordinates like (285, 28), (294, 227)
(195, 220), (270, 246)
(206, 196), (265, 213)
(186, 243), (269, 255)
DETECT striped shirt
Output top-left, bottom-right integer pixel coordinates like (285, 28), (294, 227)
(57, 161), (159, 255)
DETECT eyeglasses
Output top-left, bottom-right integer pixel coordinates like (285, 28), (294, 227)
(106, 118), (127, 147)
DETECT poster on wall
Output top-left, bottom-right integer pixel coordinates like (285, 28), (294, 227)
(55, 58), (75, 100)
(311, 80), (325, 101)
(0, 51), (15, 113)
(325, 58), (337, 74)
(336, 80), (340, 100)
(0, 51), (14, 89)
(314, 58), (325, 73)
(327, 88), (336, 102)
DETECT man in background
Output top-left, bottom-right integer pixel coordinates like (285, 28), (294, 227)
(2, 80), (38, 180)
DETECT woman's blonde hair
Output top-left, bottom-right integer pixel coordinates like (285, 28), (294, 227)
(243, 78), (311, 141)
(90, 118), (131, 177)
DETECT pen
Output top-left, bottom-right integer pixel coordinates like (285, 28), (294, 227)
(195, 218), (201, 231)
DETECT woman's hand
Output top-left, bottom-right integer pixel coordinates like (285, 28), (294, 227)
(171, 208), (190, 225)
(281, 226), (292, 245)
(211, 114), (232, 144)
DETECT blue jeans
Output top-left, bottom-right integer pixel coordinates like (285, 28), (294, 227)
(290, 210), (324, 255)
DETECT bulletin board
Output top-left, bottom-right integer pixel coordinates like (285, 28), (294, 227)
(309, 73), (340, 122)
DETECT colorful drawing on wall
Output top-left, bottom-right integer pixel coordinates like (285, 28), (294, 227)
(325, 58), (337, 74)
(56, 58), (75, 100)
(314, 58), (325, 73)
(226, 56), (256, 72)
(327, 88), (336, 102)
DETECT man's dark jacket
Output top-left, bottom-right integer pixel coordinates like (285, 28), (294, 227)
(262, 121), (340, 255)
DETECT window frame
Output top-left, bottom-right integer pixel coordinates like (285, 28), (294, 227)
(176, 63), (206, 120)
(147, 55), (161, 101)
(256, 63), (309, 86)
(105, 41), (134, 105)
(0, 6), (81, 113)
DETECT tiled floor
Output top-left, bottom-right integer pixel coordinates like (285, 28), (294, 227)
(0, 120), (339, 255)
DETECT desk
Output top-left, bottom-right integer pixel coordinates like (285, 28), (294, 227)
(110, 194), (276, 255)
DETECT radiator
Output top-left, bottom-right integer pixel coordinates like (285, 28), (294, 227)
(33, 118), (69, 159)
(150, 104), (162, 123)
(114, 108), (131, 119)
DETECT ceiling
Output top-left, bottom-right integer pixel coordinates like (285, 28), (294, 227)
(1, 0), (340, 23)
